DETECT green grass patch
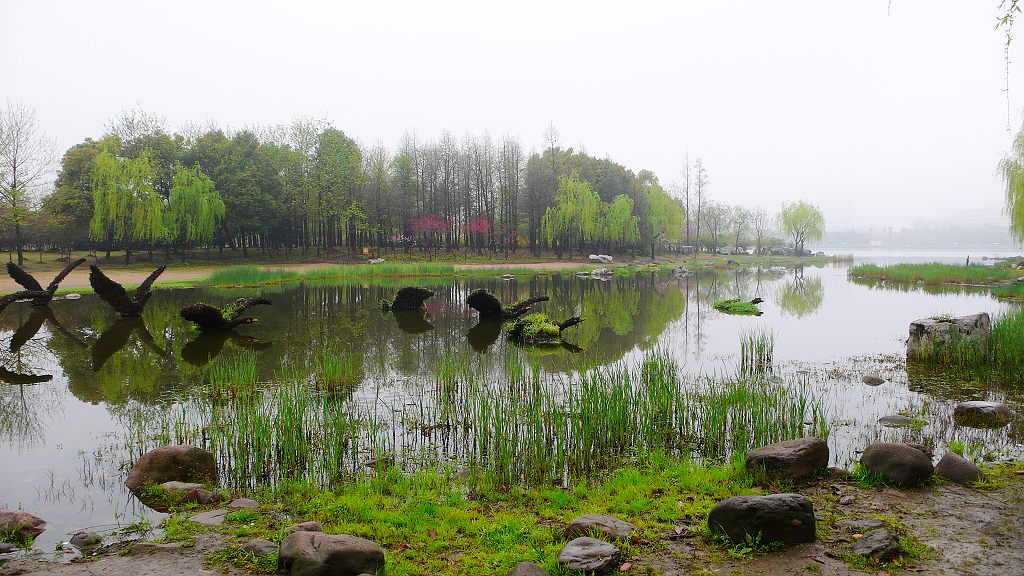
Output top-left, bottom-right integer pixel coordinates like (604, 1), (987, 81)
(849, 263), (1022, 285)
(713, 298), (762, 315)
(910, 308), (1024, 372)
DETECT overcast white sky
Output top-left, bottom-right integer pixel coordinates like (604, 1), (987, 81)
(2, 1), (1022, 230)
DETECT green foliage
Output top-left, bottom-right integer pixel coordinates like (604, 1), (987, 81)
(169, 163), (224, 247)
(90, 147), (168, 260)
(1000, 120), (1024, 241)
(776, 200), (825, 253)
(849, 263), (1021, 285)
(713, 298), (762, 315)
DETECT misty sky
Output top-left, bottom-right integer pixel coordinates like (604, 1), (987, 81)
(2, 1), (1022, 230)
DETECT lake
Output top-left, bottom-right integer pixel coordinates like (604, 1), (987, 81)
(1, 253), (1021, 551)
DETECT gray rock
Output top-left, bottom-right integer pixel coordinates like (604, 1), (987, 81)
(707, 493), (816, 545)
(69, 530), (101, 550)
(125, 445), (218, 492)
(278, 531), (385, 576)
(564, 514), (635, 540)
(241, 538), (278, 558)
(838, 518), (887, 532)
(285, 521), (324, 535)
(852, 527), (903, 563)
(508, 561), (549, 576)
(188, 509), (229, 526)
(228, 498), (260, 509)
(878, 415), (919, 428)
(953, 401), (1014, 429)
(907, 313), (990, 359)
(557, 537), (619, 574)
(860, 443), (934, 487)
(0, 509), (46, 540)
(0, 542), (15, 554)
(160, 480), (204, 492)
(935, 452), (984, 485)
(745, 437), (828, 481)
(905, 443), (934, 459)
(862, 374), (886, 385)
(588, 254), (614, 263)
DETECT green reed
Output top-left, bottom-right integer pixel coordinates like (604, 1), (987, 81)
(206, 266), (302, 286)
(849, 263), (1022, 285)
(125, 349), (827, 492)
(739, 328), (775, 376)
(910, 308), (1024, 373)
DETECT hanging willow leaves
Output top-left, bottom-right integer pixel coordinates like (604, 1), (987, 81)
(169, 163), (225, 246)
(90, 148), (167, 263)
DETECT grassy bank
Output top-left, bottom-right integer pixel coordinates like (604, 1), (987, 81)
(909, 308), (1024, 371)
(849, 263), (1024, 286)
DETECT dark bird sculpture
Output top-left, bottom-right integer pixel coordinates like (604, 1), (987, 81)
(466, 288), (549, 321)
(380, 286), (434, 312)
(179, 297), (272, 332)
(6, 258), (86, 306)
(89, 265), (166, 318)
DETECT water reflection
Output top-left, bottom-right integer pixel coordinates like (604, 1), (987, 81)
(390, 310), (435, 334)
(775, 268), (825, 318)
(467, 320), (502, 352)
(181, 331), (272, 367)
(92, 318), (168, 371)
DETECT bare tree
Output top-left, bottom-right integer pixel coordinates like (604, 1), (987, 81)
(681, 155), (692, 248)
(730, 206), (750, 249)
(750, 208), (772, 254)
(0, 101), (55, 265)
(693, 158), (709, 252)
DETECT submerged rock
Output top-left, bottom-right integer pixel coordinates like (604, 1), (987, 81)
(707, 493), (816, 545)
(860, 443), (934, 487)
(0, 510), (46, 541)
(278, 531), (385, 576)
(557, 537), (619, 574)
(852, 527), (903, 563)
(952, 401), (1014, 429)
(906, 313), (990, 359)
(745, 437), (828, 481)
(69, 531), (102, 550)
(564, 514), (635, 540)
(935, 452), (984, 484)
(861, 374), (886, 385)
(878, 415), (922, 428)
(126, 445), (218, 492)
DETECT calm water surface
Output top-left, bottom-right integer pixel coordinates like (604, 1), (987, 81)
(1, 254), (1021, 551)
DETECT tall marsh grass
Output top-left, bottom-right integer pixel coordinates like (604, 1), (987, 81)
(849, 263), (1022, 285)
(204, 262), (576, 287)
(910, 308), (1024, 372)
(740, 328), (775, 376)
(126, 349), (828, 491)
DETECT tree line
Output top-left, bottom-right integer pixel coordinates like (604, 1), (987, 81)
(0, 103), (825, 265)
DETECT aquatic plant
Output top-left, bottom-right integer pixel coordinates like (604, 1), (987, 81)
(848, 263), (1022, 285)
(713, 298), (762, 316)
(739, 328), (774, 376)
(910, 308), (1024, 372)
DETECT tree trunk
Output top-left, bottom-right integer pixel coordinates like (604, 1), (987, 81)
(14, 222), (23, 266)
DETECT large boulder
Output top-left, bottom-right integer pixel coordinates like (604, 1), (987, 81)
(935, 452), (984, 485)
(907, 313), (990, 358)
(557, 537), (619, 574)
(745, 437), (829, 481)
(952, 401), (1014, 429)
(241, 538), (279, 558)
(859, 443), (933, 487)
(0, 510), (46, 541)
(278, 531), (385, 576)
(564, 514), (634, 540)
(707, 493), (816, 545)
(125, 445), (218, 492)
(851, 527), (903, 563)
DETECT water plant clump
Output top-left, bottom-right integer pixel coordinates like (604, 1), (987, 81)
(740, 328), (775, 375)
(506, 313), (583, 346)
(714, 298), (763, 316)
(910, 308), (1024, 373)
(848, 263), (1023, 285)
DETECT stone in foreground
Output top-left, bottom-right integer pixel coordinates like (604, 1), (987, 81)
(952, 401), (1014, 429)
(935, 452), (984, 485)
(241, 538), (278, 558)
(125, 445), (218, 492)
(744, 437), (828, 481)
(160, 480), (223, 505)
(69, 530), (101, 550)
(860, 443), (934, 487)
(564, 514), (635, 540)
(907, 313), (990, 359)
(852, 527), (903, 563)
(188, 509), (229, 527)
(508, 561), (550, 576)
(557, 537), (620, 574)
(285, 521), (324, 535)
(228, 498), (260, 509)
(0, 509), (46, 541)
(707, 493), (816, 545)
(861, 374), (886, 385)
(278, 531), (385, 576)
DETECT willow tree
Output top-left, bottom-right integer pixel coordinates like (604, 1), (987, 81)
(776, 201), (824, 255)
(641, 181), (684, 259)
(169, 163), (224, 256)
(90, 149), (166, 264)
(541, 173), (601, 256)
(999, 122), (1024, 241)
(599, 194), (639, 252)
